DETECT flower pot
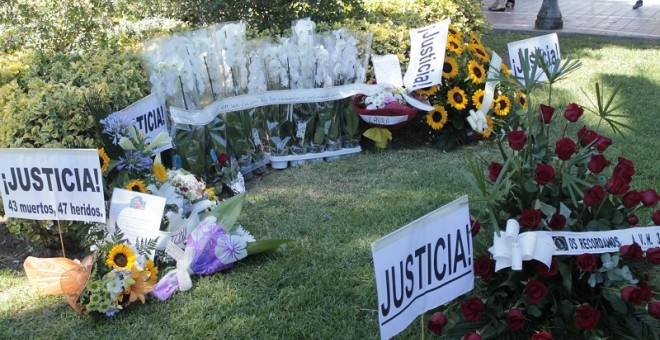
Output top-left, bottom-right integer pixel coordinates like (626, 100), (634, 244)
(289, 145), (308, 168)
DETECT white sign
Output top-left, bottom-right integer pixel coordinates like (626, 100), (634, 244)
(371, 195), (474, 340)
(0, 148), (105, 223)
(372, 54), (404, 88)
(403, 20), (450, 92)
(107, 188), (166, 247)
(119, 94), (172, 153)
(507, 33), (560, 84)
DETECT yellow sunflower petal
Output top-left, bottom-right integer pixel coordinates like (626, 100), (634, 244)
(152, 163), (167, 182)
(125, 179), (147, 193)
(442, 57), (459, 79)
(447, 87), (469, 110)
(426, 106), (448, 130)
(468, 60), (486, 84)
(98, 148), (110, 174)
(494, 95), (512, 116)
(106, 244), (136, 270)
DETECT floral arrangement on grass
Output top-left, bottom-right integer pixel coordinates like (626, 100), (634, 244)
(427, 50), (660, 339)
(412, 26), (518, 149)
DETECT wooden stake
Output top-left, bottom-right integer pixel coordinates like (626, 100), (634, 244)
(420, 314), (425, 340)
(57, 220), (66, 258)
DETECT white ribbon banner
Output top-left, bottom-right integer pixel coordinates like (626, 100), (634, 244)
(490, 220), (660, 271)
(467, 51), (502, 133)
(359, 115), (410, 126)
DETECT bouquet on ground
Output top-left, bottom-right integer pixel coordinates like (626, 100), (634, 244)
(413, 26), (517, 150)
(428, 50), (660, 339)
(353, 85), (418, 149)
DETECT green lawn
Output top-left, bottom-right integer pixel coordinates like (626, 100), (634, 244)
(1, 33), (659, 339)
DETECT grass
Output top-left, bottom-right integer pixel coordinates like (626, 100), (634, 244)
(1, 33), (659, 339)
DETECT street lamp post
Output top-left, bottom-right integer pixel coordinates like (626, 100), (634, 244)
(535, 0), (563, 30)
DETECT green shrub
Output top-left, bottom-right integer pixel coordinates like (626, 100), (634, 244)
(0, 48), (150, 244)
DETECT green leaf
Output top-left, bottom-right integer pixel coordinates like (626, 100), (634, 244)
(558, 260), (573, 294)
(527, 304), (543, 317)
(201, 193), (245, 232)
(602, 290), (627, 313)
(534, 199), (557, 216)
(246, 239), (292, 255)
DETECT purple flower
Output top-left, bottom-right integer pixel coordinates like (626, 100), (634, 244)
(117, 150), (152, 172)
(100, 112), (133, 144)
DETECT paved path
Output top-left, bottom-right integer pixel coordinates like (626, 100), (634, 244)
(482, 0), (660, 42)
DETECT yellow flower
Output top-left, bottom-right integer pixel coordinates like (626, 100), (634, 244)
(152, 163), (167, 182)
(442, 56), (459, 79)
(447, 87), (469, 110)
(468, 60), (486, 84)
(125, 179), (147, 193)
(469, 32), (481, 45)
(98, 148), (110, 174)
(478, 115), (494, 139)
(501, 63), (511, 76)
(415, 85), (439, 97)
(494, 95), (512, 116)
(446, 36), (463, 55)
(472, 89), (485, 110)
(468, 43), (490, 63)
(515, 89), (528, 110)
(426, 106), (448, 130)
(448, 25), (462, 41)
(206, 187), (218, 201)
(145, 260), (159, 285)
(106, 244), (136, 270)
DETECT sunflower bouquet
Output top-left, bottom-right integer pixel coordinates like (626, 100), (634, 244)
(80, 229), (159, 317)
(412, 25), (517, 149)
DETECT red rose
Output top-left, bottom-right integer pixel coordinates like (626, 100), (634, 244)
(525, 279), (548, 304)
(471, 218), (481, 237)
(520, 209), (542, 230)
(649, 301), (660, 319)
(563, 103), (584, 122)
(576, 253), (597, 272)
(535, 165), (555, 185)
(653, 210), (660, 225)
(646, 247), (660, 264)
(577, 125), (599, 147)
(506, 308), (525, 331)
(594, 135), (612, 152)
(621, 282), (652, 305)
(531, 331), (553, 340)
(460, 297), (485, 322)
(587, 154), (610, 174)
(620, 243), (643, 261)
(584, 185), (606, 207)
(463, 332), (481, 340)
(474, 255), (495, 281)
(488, 162), (503, 182)
(539, 104), (555, 124)
(628, 214), (639, 226)
(428, 312), (448, 335)
(605, 175), (630, 196)
(613, 157), (635, 181)
(217, 152), (230, 166)
(548, 213), (566, 231)
(575, 304), (600, 329)
(641, 189), (658, 207)
(508, 130), (527, 151)
(622, 190), (642, 208)
(555, 138), (576, 161)
(537, 258), (559, 277)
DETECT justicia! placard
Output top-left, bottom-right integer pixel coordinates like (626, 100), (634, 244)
(0, 148), (106, 223)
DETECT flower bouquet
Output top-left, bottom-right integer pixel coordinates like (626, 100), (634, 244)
(353, 85), (418, 148)
(428, 49), (660, 339)
(413, 26), (516, 150)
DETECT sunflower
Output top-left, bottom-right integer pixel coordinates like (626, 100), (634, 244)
(152, 163), (167, 182)
(98, 148), (110, 174)
(494, 95), (512, 116)
(415, 85), (440, 97)
(515, 89), (528, 110)
(145, 260), (159, 285)
(125, 179), (147, 193)
(468, 60), (486, 84)
(106, 244), (136, 270)
(426, 105), (448, 130)
(442, 57), (459, 79)
(448, 25), (463, 41)
(446, 36), (463, 55)
(501, 63), (511, 76)
(469, 32), (481, 45)
(478, 115), (494, 139)
(468, 43), (490, 63)
(447, 87), (469, 110)
(472, 89), (485, 110)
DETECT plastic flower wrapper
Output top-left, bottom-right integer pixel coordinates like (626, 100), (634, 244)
(263, 38), (294, 156)
(152, 194), (290, 301)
